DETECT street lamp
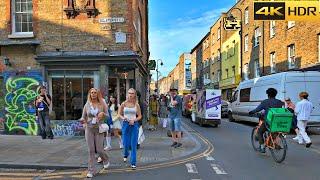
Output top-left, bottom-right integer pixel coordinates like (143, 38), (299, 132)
(156, 59), (163, 96)
(227, 7), (243, 80)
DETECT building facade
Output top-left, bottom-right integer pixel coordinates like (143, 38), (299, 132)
(0, 0), (149, 135)
(178, 53), (192, 95)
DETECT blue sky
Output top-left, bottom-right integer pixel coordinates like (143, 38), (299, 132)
(149, 0), (235, 79)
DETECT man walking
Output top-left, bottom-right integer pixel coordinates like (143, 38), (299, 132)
(295, 92), (313, 148)
(168, 88), (183, 148)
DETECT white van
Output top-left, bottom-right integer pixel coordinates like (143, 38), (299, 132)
(228, 71), (320, 126)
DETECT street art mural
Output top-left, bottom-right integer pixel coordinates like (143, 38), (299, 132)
(3, 71), (43, 135)
(51, 120), (84, 136)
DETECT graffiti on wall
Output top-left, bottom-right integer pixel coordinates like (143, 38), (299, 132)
(51, 120), (84, 136)
(3, 71), (43, 135)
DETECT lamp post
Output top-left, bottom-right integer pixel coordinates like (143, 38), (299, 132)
(156, 59), (163, 96)
(227, 7), (243, 80)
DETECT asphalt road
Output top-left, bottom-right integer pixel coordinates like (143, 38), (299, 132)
(96, 118), (320, 180)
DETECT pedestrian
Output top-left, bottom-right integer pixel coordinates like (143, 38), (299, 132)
(159, 95), (169, 128)
(34, 86), (53, 139)
(295, 92), (313, 148)
(149, 95), (159, 131)
(106, 95), (123, 150)
(136, 91), (145, 149)
(118, 88), (142, 169)
(80, 88), (110, 178)
(284, 97), (299, 140)
(168, 88), (183, 148)
(191, 96), (197, 123)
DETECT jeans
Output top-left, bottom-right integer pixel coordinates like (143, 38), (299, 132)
(38, 111), (53, 138)
(122, 121), (139, 165)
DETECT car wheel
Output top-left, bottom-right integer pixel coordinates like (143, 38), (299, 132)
(228, 112), (235, 122)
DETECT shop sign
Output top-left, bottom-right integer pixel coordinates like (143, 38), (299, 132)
(99, 17), (125, 24)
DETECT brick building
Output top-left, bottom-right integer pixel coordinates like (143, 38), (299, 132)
(0, 0), (149, 135)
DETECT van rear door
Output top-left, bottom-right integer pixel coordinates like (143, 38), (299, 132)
(304, 73), (320, 124)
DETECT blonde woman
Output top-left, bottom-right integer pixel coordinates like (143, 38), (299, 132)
(107, 95), (123, 149)
(80, 88), (110, 178)
(118, 88), (142, 169)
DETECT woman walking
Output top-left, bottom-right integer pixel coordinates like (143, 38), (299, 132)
(149, 95), (159, 131)
(80, 88), (110, 178)
(284, 97), (299, 141)
(106, 96), (123, 150)
(295, 92), (313, 148)
(159, 95), (169, 128)
(118, 88), (142, 169)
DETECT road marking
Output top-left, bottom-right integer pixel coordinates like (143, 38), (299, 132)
(211, 164), (227, 175)
(205, 155), (215, 161)
(185, 163), (198, 174)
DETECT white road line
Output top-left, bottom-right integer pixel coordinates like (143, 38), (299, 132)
(211, 164), (228, 175)
(205, 155), (215, 161)
(185, 163), (198, 174)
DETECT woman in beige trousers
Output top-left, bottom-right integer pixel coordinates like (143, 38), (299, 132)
(80, 88), (110, 178)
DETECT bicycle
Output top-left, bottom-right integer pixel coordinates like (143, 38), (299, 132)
(251, 118), (288, 163)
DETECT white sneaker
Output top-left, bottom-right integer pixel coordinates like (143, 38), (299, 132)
(103, 162), (110, 169)
(120, 144), (123, 149)
(293, 136), (299, 141)
(131, 165), (136, 169)
(86, 173), (93, 178)
(104, 146), (111, 151)
(123, 157), (127, 162)
(97, 157), (102, 163)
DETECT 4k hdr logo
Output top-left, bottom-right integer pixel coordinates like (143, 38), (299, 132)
(254, 0), (320, 21)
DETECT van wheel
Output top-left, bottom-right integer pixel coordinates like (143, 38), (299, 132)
(228, 112), (235, 122)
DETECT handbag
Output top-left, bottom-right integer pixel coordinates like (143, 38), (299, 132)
(99, 123), (109, 133)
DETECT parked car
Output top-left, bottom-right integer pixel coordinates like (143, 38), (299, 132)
(228, 71), (320, 126)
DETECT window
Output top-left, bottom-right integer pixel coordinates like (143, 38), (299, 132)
(232, 66), (236, 76)
(254, 27), (261, 47)
(211, 53), (215, 64)
(288, 44), (296, 69)
(232, 40), (236, 56)
(217, 49), (221, 61)
(232, 90), (239, 102)
(240, 88), (251, 102)
(212, 33), (215, 44)
(288, 21), (295, 29)
(244, 35), (249, 52)
(244, 63), (249, 80)
(226, 45), (229, 58)
(217, 28), (221, 40)
(135, 12), (142, 47)
(270, 52), (276, 73)
(245, 7), (249, 25)
(254, 59), (260, 78)
(226, 69), (229, 78)
(217, 70), (221, 81)
(270, 21), (276, 38)
(11, 0), (33, 34)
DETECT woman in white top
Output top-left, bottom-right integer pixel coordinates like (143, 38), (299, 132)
(295, 92), (313, 148)
(118, 88), (142, 169)
(106, 96), (123, 149)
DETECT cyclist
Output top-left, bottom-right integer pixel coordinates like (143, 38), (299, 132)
(249, 88), (284, 153)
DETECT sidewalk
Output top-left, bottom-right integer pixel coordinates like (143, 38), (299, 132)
(0, 121), (203, 170)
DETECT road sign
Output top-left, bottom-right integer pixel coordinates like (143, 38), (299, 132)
(148, 60), (156, 70)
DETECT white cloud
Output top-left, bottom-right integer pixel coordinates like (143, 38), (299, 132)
(149, 8), (228, 77)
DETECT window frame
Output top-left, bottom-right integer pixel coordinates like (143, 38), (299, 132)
(270, 21), (276, 38)
(244, 34), (249, 52)
(244, 63), (249, 80)
(10, 0), (34, 37)
(254, 59), (260, 78)
(288, 21), (296, 29)
(217, 27), (221, 40)
(288, 44), (296, 69)
(270, 52), (276, 73)
(244, 7), (249, 25)
(254, 27), (261, 47)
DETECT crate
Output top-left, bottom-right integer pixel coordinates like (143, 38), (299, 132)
(266, 108), (293, 133)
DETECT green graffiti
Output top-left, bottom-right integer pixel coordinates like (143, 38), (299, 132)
(5, 77), (40, 135)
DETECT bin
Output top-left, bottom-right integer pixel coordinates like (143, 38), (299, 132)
(266, 108), (293, 133)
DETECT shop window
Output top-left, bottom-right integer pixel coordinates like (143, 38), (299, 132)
(240, 88), (251, 102)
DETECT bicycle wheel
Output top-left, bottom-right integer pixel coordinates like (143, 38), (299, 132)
(251, 127), (260, 152)
(270, 133), (287, 163)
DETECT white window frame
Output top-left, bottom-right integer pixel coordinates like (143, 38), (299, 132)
(245, 8), (249, 25)
(217, 49), (221, 61)
(270, 52), (276, 73)
(254, 59), (261, 78)
(244, 35), (249, 52)
(10, 0), (34, 38)
(270, 21), (276, 38)
(217, 70), (221, 82)
(244, 63), (249, 80)
(217, 27), (221, 40)
(288, 21), (295, 29)
(288, 44), (296, 69)
(254, 27), (261, 47)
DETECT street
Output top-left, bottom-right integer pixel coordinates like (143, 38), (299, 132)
(2, 118), (320, 180)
